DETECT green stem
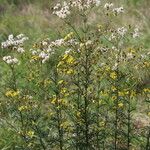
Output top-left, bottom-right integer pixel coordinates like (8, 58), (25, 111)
(55, 68), (64, 150)
(35, 125), (46, 150)
(127, 94), (131, 149)
(146, 128), (150, 150)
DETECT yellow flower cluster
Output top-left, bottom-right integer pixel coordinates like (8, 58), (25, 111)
(5, 90), (20, 97)
(31, 55), (40, 61)
(118, 102), (124, 108)
(128, 48), (136, 54)
(58, 80), (64, 85)
(143, 88), (150, 93)
(99, 121), (105, 127)
(110, 72), (117, 80)
(60, 121), (71, 130)
(26, 130), (34, 138)
(111, 86), (117, 92)
(57, 53), (76, 75)
(118, 90), (129, 97)
(112, 96), (117, 100)
(62, 54), (75, 64)
(57, 54), (75, 68)
(44, 79), (52, 87)
(51, 97), (67, 106)
(18, 105), (28, 111)
(100, 91), (109, 97)
(64, 32), (74, 41)
(143, 61), (150, 68)
(130, 90), (136, 98)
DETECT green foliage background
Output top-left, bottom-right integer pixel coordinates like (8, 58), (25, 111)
(0, 0), (149, 149)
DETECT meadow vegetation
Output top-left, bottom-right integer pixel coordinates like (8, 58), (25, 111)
(0, 0), (150, 149)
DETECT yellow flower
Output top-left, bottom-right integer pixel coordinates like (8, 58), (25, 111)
(66, 56), (75, 64)
(112, 96), (117, 100)
(97, 24), (103, 30)
(60, 121), (70, 129)
(64, 32), (74, 41)
(44, 79), (52, 87)
(105, 66), (110, 72)
(31, 55), (39, 60)
(48, 112), (54, 117)
(143, 61), (150, 67)
(66, 69), (74, 74)
(118, 103), (124, 108)
(57, 61), (64, 67)
(100, 91), (109, 97)
(76, 111), (81, 117)
(5, 90), (20, 97)
(130, 90), (136, 98)
(143, 88), (150, 93)
(111, 86), (117, 92)
(58, 98), (66, 105)
(110, 72), (117, 80)
(80, 43), (84, 48)
(51, 97), (57, 104)
(118, 91), (125, 97)
(61, 88), (67, 94)
(128, 48), (136, 53)
(99, 121), (105, 127)
(27, 131), (34, 138)
(18, 105), (28, 111)
(58, 80), (64, 85)
(62, 54), (75, 64)
(124, 90), (129, 95)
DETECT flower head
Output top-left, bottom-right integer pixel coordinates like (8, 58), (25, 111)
(3, 56), (19, 65)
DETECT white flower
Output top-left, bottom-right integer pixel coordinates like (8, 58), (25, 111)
(112, 63), (118, 70)
(104, 3), (113, 10)
(117, 27), (127, 37)
(86, 0), (101, 8)
(100, 47), (109, 52)
(133, 27), (140, 38)
(6, 59), (13, 64)
(53, 3), (61, 10)
(112, 46), (118, 51)
(109, 33), (116, 41)
(42, 41), (48, 46)
(26, 95), (33, 100)
(85, 40), (92, 46)
(31, 50), (38, 55)
(17, 47), (25, 53)
(50, 39), (65, 47)
(16, 34), (24, 39)
(39, 51), (50, 63)
(42, 55), (50, 63)
(3, 56), (19, 65)
(13, 58), (19, 64)
(3, 56), (11, 61)
(39, 51), (47, 58)
(47, 47), (53, 53)
(8, 34), (14, 41)
(1, 34), (28, 49)
(113, 7), (124, 15)
(54, 0), (101, 15)
(65, 49), (72, 54)
(95, 0), (101, 6)
(53, 1), (70, 19)
(127, 53), (133, 59)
